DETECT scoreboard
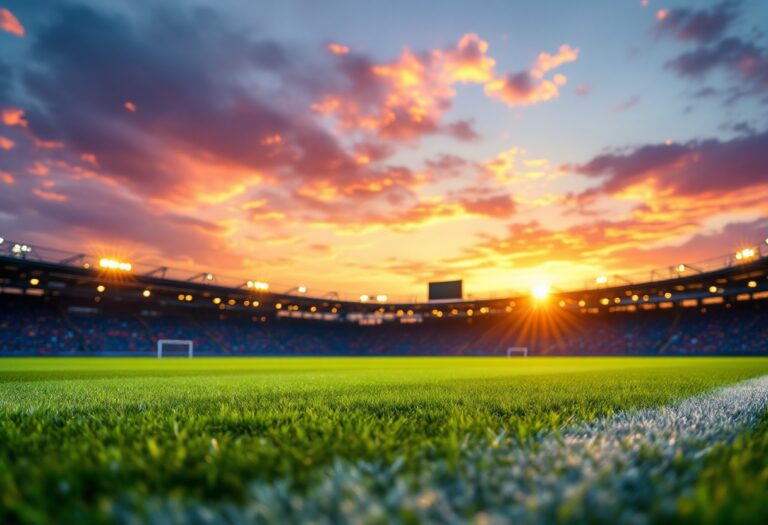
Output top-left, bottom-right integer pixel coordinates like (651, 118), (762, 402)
(428, 280), (463, 301)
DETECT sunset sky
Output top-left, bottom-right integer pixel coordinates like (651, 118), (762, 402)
(1, 0), (767, 301)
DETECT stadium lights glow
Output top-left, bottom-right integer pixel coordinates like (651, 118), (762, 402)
(376, 294), (387, 303)
(595, 276), (608, 284)
(142, 290), (151, 298)
(205, 273), (214, 281)
(359, 294), (370, 302)
(246, 280), (269, 291)
(735, 248), (756, 261)
(531, 283), (550, 300)
(96, 285), (106, 293)
(677, 264), (686, 273)
(99, 257), (132, 272)
(12, 243), (31, 254)
(298, 285), (307, 294)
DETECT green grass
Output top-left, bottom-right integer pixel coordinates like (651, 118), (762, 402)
(0, 357), (767, 524)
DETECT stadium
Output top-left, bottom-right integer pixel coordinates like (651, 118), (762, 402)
(2, 1), (768, 524)
(2, 238), (768, 357)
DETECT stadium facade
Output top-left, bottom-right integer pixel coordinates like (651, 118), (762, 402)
(1, 239), (767, 356)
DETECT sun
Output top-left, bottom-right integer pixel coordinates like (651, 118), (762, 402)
(531, 283), (551, 300)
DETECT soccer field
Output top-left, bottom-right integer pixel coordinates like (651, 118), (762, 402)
(1, 357), (768, 524)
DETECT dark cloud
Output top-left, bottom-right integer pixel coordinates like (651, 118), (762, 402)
(656, 2), (768, 101)
(655, 2), (736, 43)
(10, 1), (422, 208)
(444, 119), (481, 141)
(571, 129), (768, 200)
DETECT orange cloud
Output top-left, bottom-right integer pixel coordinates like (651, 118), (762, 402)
(27, 162), (50, 176)
(0, 8), (24, 37)
(327, 43), (350, 55)
(0, 171), (15, 184)
(2, 107), (28, 127)
(0, 135), (14, 150)
(124, 101), (137, 112)
(319, 34), (578, 139)
(33, 189), (68, 202)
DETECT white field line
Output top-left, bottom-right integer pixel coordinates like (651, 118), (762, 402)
(124, 375), (768, 525)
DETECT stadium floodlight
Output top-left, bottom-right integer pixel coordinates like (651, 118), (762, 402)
(595, 276), (608, 285)
(735, 247), (756, 261)
(205, 273), (214, 281)
(12, 243), (31, 254)
(376, 294), (387, 303)
(298, 285), (307, 294)
(246, 280), (269, 291)
(0, 236), (4, 244)
(360, 294), (370, 302)
(677, 264), (686, 273)
(531, 283), (550, 300)
(99, 257), (132, 271)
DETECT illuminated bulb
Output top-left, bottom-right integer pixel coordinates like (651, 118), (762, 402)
(142, 290), (151, 298)
(298, 285), (307, 294)
(29, 278), (40, 286)
(748, 280), (757, 288)
(595, 276), (608, 284)
(709, 286), (718, 293)
(97, 285), (106, 293)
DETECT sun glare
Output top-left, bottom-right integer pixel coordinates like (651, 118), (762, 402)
(531, 283), (551, 300)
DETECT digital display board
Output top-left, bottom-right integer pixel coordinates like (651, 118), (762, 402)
(428, 280), (463, 301)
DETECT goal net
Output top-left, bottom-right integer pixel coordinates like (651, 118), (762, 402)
(157, 339), (194, 359)
(506, 347), (528, 358)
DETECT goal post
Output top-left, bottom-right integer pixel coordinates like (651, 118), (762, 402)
(157, 339), (194, 359)
(506, 347), (528, 358)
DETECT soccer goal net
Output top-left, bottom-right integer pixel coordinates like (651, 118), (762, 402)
(157, 339), (194, 359)
(506, 347), (528, 358)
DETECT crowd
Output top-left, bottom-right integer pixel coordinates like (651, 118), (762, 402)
(0, 300), (766, 356)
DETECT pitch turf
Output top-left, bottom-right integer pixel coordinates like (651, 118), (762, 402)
(1, 357), (767, 524)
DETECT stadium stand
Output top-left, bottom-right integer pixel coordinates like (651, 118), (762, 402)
(1, 296), (766, 356)
(1, 239), (767, 356)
